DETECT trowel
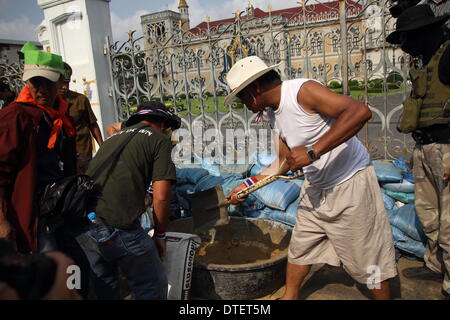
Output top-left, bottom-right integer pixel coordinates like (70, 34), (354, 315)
(188, 159), (303, 232)
(187, 184), (230, 233)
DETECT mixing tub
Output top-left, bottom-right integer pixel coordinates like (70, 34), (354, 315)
(168, 216), (292, 300)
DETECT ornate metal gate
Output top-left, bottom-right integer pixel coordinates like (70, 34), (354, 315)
(106, 0), (414, 163)
(0, 0), (415, 162)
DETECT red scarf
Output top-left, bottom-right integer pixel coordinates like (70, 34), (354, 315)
(16, 86), (76, 149)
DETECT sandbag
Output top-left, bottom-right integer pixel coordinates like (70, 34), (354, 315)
(248, 152), (277, 176)
(290, 178), (305, 189)
(383, 188), (415, 204)
(176, 168), (210, 185)
(372, 160), (403, 182)
(390, 225), (425, 259)
(219, 161), (249, 175)
(382, 192), (397, 211)
(176, 183), (196, 197)
(393, 157), (415, 183)
(387, 203), (426, 243)
(194, 175), (224, 192)
(163, 232), (201, 300)
(382, 180), (415, 193)
(253, 179), (300, 211)
(221, 174), (265, 210)
(199, 157), (221, 177)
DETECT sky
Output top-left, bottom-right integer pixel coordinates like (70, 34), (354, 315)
(0, 0), (308, 42)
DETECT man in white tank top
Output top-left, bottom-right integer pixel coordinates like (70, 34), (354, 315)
(224, 56), (397, 300)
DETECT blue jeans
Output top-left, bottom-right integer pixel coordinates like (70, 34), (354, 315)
(76, 224), (167, 300)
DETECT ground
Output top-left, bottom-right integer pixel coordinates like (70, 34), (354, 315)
(261, 258), (444, 300)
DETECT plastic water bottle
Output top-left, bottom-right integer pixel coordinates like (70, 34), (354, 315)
(87, 212), (111, 243)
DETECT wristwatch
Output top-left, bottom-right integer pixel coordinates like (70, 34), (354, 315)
(306, 145), (319, 162)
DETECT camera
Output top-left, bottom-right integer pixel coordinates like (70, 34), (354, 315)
(389, 0), (421, 17)
(0, 239), (57, 300)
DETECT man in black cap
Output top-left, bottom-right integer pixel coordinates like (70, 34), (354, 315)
(76, 101), (181, 300)
(386, 5), (450, 299)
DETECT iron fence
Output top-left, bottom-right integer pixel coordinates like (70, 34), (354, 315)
(0, 0), (416, 162)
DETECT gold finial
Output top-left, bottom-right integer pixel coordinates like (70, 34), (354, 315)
(235, 10), (241, 17)
(206, 16), (210, 22)
(267, 5), (272, 12)
(178, 0), (188, 8)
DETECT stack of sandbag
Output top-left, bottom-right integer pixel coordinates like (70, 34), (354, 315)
(174, 153), (304, 227)
(174, 155), (426, 261)
(372, 159), (425, 259)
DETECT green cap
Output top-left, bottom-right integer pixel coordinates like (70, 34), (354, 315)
(19, 41), (39, 54)
(21, 42), (64, 83)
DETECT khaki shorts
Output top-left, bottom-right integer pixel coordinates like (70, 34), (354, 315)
(288, 165), (398, 284)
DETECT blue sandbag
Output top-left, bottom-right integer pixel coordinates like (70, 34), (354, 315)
(243, 207), (272, 220)
(387, 204), (426, 243)
(393, 157), (415, 183)
(253, 179), (300, 211)
(200, 157), (221, 176)
(255, 204), (298, 227)
(176, 183), (196, 197)
(221, 174), (245, 195)
(391, 225), (425, 259)
(371, 160), (403, 182)
(290, 178), (305, 189)
(382, 179), (415, 193)
(176, 168), (210, 185)
(382, 192), (397, 211)
(383, 189), (415, 204)
(221, 174), (265, 210)
(219, 161), (250, 175)
(248, 152), (277, 176)
(194, 175), (224, 192)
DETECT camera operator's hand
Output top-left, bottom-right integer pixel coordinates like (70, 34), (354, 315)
(42, 251), (81, 300)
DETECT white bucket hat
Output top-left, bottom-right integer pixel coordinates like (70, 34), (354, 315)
(224, 56), (281, 105)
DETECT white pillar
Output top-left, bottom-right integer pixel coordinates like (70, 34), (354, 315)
(36, 0), (117, 138)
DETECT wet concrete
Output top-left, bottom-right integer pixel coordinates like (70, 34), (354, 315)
(262, 258), (444, 300)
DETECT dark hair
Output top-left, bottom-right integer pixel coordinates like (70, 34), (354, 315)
(256, 69), (281, 84)
(0, 82), (15, 105)
(63, 62), (72, 79)
(0, 82), (11, 92)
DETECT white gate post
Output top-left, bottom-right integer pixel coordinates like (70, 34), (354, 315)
(36, 0), (117, 140)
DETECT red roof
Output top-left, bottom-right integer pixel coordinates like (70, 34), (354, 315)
(190, 0), (362, 35)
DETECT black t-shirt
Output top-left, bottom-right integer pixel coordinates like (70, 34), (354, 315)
(87, 123), (176, 229)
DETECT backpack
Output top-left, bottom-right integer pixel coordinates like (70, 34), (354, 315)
(38, 125), (147, 232)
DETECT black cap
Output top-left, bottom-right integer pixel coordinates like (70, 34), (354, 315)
(386, 5), (450, 44)
(125, 101), (181, 130)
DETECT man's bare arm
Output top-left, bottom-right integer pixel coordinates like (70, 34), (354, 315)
(89, 123), (103, 146)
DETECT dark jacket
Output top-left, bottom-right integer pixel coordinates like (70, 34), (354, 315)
(0, 102), (76, 253)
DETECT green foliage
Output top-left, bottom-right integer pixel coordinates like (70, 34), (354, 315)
(369, 78), (383, 89)
(327, 80), (342, 89)
(387, 71), (403, 84)
(348, 79), (359, 87)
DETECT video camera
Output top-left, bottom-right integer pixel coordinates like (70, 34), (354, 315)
(0, 239), (57, 300)
(389, 0), (422, 17)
